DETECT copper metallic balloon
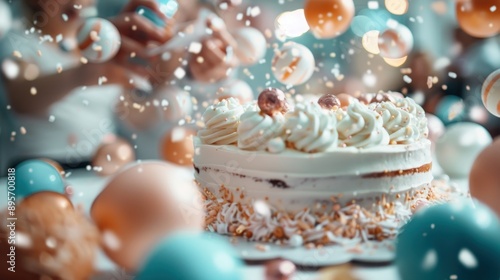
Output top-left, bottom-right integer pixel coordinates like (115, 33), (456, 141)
(160, 126), (196, 166)
(90, 161), (204, 271)
(92, 136), (135, 176)
(265, 259), (296, 280)
(469, 139), (500, 218)
(0, 192), (99, 280)
(456, 0), (500, 38)
(304, 0), (355, 39)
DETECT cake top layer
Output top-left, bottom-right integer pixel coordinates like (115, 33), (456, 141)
(197, 89), (429, 154)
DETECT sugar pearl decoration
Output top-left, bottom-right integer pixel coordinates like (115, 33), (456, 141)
(77, 18), (120, 63)
(265, 259), (296, 280)
(288, 234), (304, 247)
(481, 69), (500, 117)
(272, 42), (315, 86)
(258, 88), (289, 116)
(318, 93), (341, 110)
(267, 137), (286, 154)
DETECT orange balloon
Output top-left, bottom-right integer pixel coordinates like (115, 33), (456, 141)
(456, 0), (500, 38)
(469, 139), (500, 218)
(160, 126), (196, 166)
(90, 161), (204, 271)
(304, 0), (355, 39)
(92, 137), (135, 176)
(0, 192), (99, 280)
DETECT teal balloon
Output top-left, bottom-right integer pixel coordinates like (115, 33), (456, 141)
(396, 199), (500, 280)
(137, 232), (244, 280)
(435, 95), (465, 124)
(14, 160), (65, 199)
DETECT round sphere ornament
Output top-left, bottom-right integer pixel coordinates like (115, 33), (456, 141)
(90, 161), (204, 272)
(456, 0), (500, 38)
(0, 192), (100, 280)
(92, 136), (135, 176)
(304, 0), (355, 39)
(233, 27), (267, 66)
(395, 199), (500, 280)
(14, 159), (65, 199)
(481, 69), (500, 117)
(318, 93), (341, 110)
(425, 113), (445, 145)
(435, 122), (492, 177)
(77, 18), (121, 63)
(216, 79), (254, 104)
(258, 88), (289, 115)
(160, 126), (196, 166)
(378, 23), (414, 59)
(265, 259), (297, 280)
(0, 1), (12, 39)
(470, 138), (500, 218)
(272, 42), (315, 86)
(136, 232), (244, 280)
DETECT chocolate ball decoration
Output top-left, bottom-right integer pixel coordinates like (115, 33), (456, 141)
(395, 199), (500, 280)
(160, 126), (196, 166)
(470, 139), (500, 218)
(317, 94), (341, 110)
(456, 0), (500, 38)
(92, 136), (135, 176)
(14, 159), (65, 199)
(90, 161), (204, 271)
(337, 93), (354, 108)
(371, 92), (396, 104)
(304, 0), (355, 39)
(136, 232), (243, 280)
(258, 88), (289, 115)
(435, 122), (492, 177)
(0, 192), (99, 280)
(265, 259), (296, 280)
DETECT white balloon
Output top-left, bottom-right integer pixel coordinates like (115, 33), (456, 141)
(216, 79), (253, 104)
(232, 27), (267, 66)
(435, 122), (492, 177)
(378, 23), (413, 59)
(77, 18), (121, 63)
(481, 69), (500, 117)
(154, 85), (193, 122)
(0, 1), (12, 39)
(272, 42), (315, 86)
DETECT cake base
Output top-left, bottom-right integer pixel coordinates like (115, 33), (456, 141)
(202, 180), (453, 247)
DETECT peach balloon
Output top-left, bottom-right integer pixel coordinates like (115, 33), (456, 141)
(456, 0), (500, 38)
(0, 192), (99, 280)
(90, 161), (204, 271)
(470, 139), (500, 218)
(216, 79), (254, 104)
(92, 137), (135, 176)
(378, 24), (413, 59)
(304, 0), (355, 39)
(160, 126), (196, 166)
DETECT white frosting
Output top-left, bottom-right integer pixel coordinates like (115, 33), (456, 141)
(284, 102), (338, 153)
(395, 98), (429, 138)
(237, 108), (285, 151)
(372, 101), (420, 144)
(198, 98), (244, 145)
(337, 101), (390, 148)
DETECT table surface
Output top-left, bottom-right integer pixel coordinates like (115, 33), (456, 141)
(0, 167), (468, 280)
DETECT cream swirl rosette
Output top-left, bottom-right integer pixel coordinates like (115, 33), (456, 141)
(337, 101), (390, 148)
(237, 106), (286, 151)
(284, 102), (338, 153)
(395, 97), (429, 138)
(198, 98), (245, 145)
(372, 101), (421, 144)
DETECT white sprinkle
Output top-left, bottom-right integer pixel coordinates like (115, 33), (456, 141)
(250, 6), (261, 17)
(458, 248), (478, 269)
(421, 249), (438, 270)
(56, 34), (63, 43)
(48, 115), (55, 122)
(30, 87), (37, 95)
(174, 67), (186, 79)
(62, 14), (68, 21)
(491, 6), (497, 12)
(188, 42), (202, 54)
(368, 1), (379, 9)
(403, 75), (412, 83)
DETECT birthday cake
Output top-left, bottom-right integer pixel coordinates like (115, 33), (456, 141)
(194, 89), (440, 246)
